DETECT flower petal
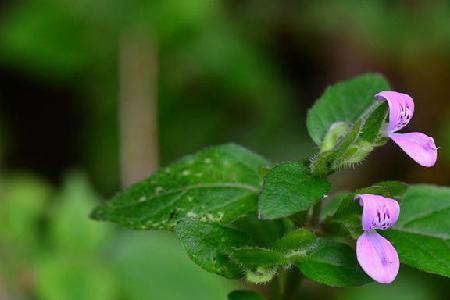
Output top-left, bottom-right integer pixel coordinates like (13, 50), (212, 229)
(390, 132), (438, 167)
(356, 231), (399, 284)
(355, 194), (400, 231)
(376, 91), (414, 132)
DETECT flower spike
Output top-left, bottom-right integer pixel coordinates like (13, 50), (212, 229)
(356, 194), (400, 231)
(375, 91), (437, 167)
(356, 231), (399, 284)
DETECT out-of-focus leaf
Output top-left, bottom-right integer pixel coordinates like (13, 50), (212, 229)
(91, 144), (269, 230)
(0, 174), (51, 247)
(306, 73), (390, 145)
(296, 239), (371, 287)
(35, 255), (117, 300)
(259, 162), (330, 219)
(338, 266), (440, 300)
(228, 290), (267, 300)
(175, 219), (248, 279)
(383, 185), (450, 277)
(49, 172), (111, 255)
(0, 0), (94, 78)
(0, 174), (51, 282)
(112, 231), (235, 300)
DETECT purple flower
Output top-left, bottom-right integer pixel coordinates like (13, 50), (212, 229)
(376, 91), (437, 167)
(356, 194), (399, 231)
(355, 194), (400, 284)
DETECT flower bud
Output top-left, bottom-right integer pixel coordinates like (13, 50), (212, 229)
(321, 122), (349, 152)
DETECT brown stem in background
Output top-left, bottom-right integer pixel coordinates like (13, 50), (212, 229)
(119, 29), (159, 187)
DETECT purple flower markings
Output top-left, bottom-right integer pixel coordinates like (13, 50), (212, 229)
(355, 194), (400, 284)
(376, 91), (438, 167)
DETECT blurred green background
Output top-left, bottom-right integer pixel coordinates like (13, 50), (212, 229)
(0, 0), (449, 299)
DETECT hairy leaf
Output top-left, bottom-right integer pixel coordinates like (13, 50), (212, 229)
(91, 144), (269, 230)
(230, 248), (288, 268)
(259, 162), (331, 219)
(231, 216), (293, 248)
(175, 219), (248, 279)
(359, 101), (388, 143)
(307, 73), (390, 145)
(273, 228), (316, 254)
(383, 185), (450, 277)
(296, 239), (371, 287)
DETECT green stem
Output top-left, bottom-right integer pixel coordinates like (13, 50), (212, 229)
(310, 201), (321, 227)
(271, 274), (283, 300)
(282, 269), (302, 300)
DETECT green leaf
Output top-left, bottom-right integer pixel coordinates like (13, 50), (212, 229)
(383, 185), (450, 277)
(312, 101), (389, 175)
(230, 248), (288, 268)
(112, 231), (234, 300)
(359, 101), (388, 143)
(231, 216), (293, 248)
(0, 1), (95, 78)
(50, 173), (111, 256)
(228, 290), (266, 300)
(0, 174), (51, 248)
(35, 255), (117, 300)
(321, 192), (347, 222)
(259, 162), (331, 219)
(91, 144), (269, 230)
(230, 247), (287, 283)
(375, 181), (409, 199)
(273, 229), (316, 254)
(175, 219), (248, 279)
(307, 73), (390, 145)
(296, 239), (371, 287)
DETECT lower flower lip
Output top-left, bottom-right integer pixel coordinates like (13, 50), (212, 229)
(356, 231), (399, 284)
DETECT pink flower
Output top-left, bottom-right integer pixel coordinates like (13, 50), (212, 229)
(356, 194), (399, 231)
(354, 194), (400, 284)
(376, 91), (437, 167)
